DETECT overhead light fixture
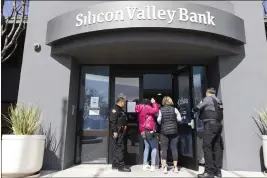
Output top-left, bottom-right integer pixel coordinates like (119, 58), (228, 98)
(157, 93), (162, 96)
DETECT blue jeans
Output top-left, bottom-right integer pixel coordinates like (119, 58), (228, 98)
(143, 138), (157, 165)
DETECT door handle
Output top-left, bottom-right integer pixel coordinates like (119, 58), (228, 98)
(188, 119), (195, 129)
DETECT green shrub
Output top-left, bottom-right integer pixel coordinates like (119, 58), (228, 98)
(2, 103), (43, 135)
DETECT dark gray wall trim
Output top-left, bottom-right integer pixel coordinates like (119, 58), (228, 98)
(62, 59), (79, 169)
(46, 1), (246, 45)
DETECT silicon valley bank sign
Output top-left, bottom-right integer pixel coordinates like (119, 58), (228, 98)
(76, 6), (216, 27)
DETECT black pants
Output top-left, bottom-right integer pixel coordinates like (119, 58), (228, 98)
(203, 120), (224, 175)
(160, 134), (178, 161)
(111, 132), (125, 168)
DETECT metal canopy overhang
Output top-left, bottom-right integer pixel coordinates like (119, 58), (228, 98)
(49, 29), (244, 64)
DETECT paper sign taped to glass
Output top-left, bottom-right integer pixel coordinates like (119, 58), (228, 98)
(90, 97), (99, 108)
(127, 101), (136, 113)
(89, 107), (100, 115)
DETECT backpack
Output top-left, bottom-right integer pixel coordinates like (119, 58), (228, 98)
(211, 97), (224, 122)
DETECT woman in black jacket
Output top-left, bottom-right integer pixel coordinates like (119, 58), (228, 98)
(157, 96), (182, 174)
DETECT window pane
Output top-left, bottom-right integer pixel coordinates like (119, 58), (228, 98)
(78, 66), (109, 163)
(114, 77), (140, 165)
(193, 66), (207, 164)
(143, 74), (172, 105)
(115, 77), (139, 102)
(143, 74), (172, 90)
(178, 68), (193, 158)
(193, 66), (206, 105)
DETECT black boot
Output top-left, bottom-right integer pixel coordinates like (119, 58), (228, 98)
(198, 172), (214, 178)
(118, 167), (131, 172)
(112, 164), (118, 170)
(214, 172), (222, 178)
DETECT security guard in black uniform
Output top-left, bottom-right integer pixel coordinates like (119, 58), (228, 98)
(194, 88), (224, 178)
(109, 97), (131, 172)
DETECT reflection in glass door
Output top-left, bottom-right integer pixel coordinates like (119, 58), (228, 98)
(77, 66), (109, 163)
(114, 77), (140, 105)
(174, 66), (198, 170)
(192, 66), (207, 164)
(178, 68), (193, 158)
(114, 77), (141, 165)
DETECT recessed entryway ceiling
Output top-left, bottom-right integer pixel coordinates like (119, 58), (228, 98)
(51, 29), (242, 64)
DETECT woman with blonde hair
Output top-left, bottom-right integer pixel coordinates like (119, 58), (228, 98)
(157, 96), (182, 174)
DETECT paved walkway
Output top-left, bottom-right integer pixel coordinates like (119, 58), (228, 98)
(40, 164), (267, 177)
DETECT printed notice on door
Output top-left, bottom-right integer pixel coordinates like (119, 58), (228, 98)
(127, 101), (136, 113)
(89, 107), (100, 115)
(90, 97), (99, 108)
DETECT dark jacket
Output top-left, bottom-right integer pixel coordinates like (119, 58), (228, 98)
(109, 104), (127, 133)
(195, 95), (223, 122)
(160, 106), (178, 135)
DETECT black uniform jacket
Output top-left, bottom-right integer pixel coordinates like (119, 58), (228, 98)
(109, 104), (127, 133)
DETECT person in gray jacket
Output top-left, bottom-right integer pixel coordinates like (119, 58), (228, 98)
(194, 88), (224, 178)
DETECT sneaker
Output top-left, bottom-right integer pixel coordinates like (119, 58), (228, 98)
(173, 167), (179, 173)
(142, 164), (150, 171)
(163, 166), (168, 174)
(150, 165), (156, 172)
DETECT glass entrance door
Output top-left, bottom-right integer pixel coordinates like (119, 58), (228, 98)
(142, 69), (198, 170)
(77, 66), (110, 164)
(107, 65), (205, 169)
(192, 66), (207, 165)
(109, 74), (143, 165)
(173, 66), (198, 170)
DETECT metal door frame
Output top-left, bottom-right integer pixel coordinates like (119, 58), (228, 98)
(172, 65), (198, 170)
(107, 65), (199, 168)
(75, 65), (110, 164)
(75, 65), (205, 168)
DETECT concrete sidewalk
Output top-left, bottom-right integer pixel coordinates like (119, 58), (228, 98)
(40, 164), (267, 177)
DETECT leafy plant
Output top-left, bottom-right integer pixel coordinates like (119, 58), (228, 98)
(253, 107), (267, 136)
(2, 103), (43, 135)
